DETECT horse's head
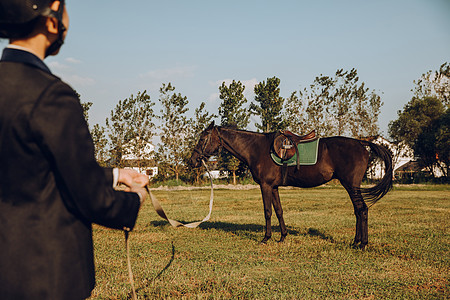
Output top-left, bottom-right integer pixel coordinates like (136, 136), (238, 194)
(190, 121), (221, 168)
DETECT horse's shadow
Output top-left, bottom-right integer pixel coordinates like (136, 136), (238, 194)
(132, 221), (337, 297)
(149, 220), (334, 243)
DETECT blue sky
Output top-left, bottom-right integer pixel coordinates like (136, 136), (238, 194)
(12, 0), (449, 137)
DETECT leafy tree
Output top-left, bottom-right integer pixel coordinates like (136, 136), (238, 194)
(304, 82), (333, 136)
(436, 109), (450, 177)
(389, 97), (444, 147)
(250, 76), (286, 132)
(106, 91), (155, 168)
(389, 96), (445, 177)
(218, 80), (250, 128)
(185, 102), (217, 184)
(413, 62), (449, 108)
(156, 83), (191, 182)
(80, 101), (93, 127)
(318, 70), (354, 135)
(77, 94), (108, 166)
(286, 68), (382, 138)
(75, 91), (92, 126)
(351, 83), (383, 138)
(218, 80), (251, 184)
(283, 91), (307, 134)
(400, 63), (450, 179)
(90, 124), (108, 166)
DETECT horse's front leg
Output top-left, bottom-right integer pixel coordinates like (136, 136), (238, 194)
(260, 184), (273, 244)
(272, 187), (287, 242)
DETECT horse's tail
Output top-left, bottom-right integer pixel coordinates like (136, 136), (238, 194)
(358, 140), (393, 206)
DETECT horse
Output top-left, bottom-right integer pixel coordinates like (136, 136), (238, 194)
(190, 121), (393, 249)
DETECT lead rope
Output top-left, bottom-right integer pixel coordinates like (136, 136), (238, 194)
(148, 159), (214, 228)
(124, 230), (137, 300)
(125, 159), (214, 299)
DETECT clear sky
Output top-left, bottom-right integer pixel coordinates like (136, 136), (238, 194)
(9, 0), (449, 137)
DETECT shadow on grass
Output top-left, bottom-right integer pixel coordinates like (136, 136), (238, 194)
(149, 220), (338, 243)
(131, 241), (176, 298)
(306, 227), (335, 242)
(149, 220), (268, 241)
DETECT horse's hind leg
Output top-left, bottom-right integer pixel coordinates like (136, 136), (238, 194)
(272, 187), (288, 242)
(344, 185), (368, 249)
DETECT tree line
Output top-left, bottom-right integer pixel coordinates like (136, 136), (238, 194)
(81, 63), (449, 183)
(389, 63), (449, 179)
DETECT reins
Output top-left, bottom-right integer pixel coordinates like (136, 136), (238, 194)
(124, 159), (215, 299)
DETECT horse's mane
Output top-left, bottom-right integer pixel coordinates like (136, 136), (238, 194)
(218, 124), (239, 130)
(217, 125), (271, 136)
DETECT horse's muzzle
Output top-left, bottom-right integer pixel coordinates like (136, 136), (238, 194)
(189, 155), (202, 168)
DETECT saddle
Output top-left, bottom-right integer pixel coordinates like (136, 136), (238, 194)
(272, 129), (317, 184)
(273, 130), (316, 162)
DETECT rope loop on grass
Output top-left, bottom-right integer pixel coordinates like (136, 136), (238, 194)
(125, 159), (214, 298)
(147, 159), (215, 228)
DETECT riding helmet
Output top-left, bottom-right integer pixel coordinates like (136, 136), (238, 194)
(0, 0), (54, 25)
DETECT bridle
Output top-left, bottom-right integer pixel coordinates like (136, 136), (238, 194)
(193, 126), (221, 162)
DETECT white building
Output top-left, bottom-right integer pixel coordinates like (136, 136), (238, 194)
(122, 138), (158, 178)
(365, 136), (446, 180)
(364, 136), (414, 180)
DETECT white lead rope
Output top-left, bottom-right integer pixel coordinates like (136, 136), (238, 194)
(125, 159), (214, 299)
(148, 159), (214, 228)
(124, 230), (137, 300)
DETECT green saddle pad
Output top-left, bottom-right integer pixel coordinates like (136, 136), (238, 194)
(271, 138), (320, 166)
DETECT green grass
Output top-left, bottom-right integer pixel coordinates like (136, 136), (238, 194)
(89, 185), (449, 299)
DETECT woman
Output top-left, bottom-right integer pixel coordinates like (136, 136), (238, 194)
(0, 1), (148, 299)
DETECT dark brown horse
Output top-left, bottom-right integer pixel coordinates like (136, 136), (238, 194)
(190, 122), (393, 249)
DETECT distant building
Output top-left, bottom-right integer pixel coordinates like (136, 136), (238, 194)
(363, 136), (445, 180)
(122, 138), (158, 178)
(202, 157), (229, 179)
(363, 136), (414, 180)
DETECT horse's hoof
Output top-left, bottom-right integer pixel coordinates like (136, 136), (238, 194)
(351, 242), (367, 250)
(278, 236), (286, 243)
(260, 237), (271, 244)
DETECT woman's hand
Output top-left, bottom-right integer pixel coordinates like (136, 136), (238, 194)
(118, 169), (149, 203)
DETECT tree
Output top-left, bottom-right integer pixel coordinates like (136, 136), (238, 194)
(304, 82), (333, 136)
(389, 96), (445, 177)
(106, 91), (155, 168)
(218, 80), (250, 128)
(435, 109), (450, 177)
(413, 62), (449, 108)
(250, 76), (286, 132)
(283, 91), (307, 134)
(218, 80), (251, 184)
(156, 83), (191, 182)
(80, 101), (93, 127)
(319, 70), (354, 135)
(286, 68), (382, 137)
(185, 102), (217, 184)
(397, 63), (450, 179)
(351, 83), (383, 138)
(90, 124), (108, 166)
(77, 94), (108, 166)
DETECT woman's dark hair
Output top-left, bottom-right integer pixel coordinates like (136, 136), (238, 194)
(0, 17), (41, 39)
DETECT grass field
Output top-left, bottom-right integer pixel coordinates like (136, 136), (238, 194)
(88, 185), (449, 299)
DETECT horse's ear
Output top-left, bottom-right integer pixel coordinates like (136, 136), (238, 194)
(207, 121), (215, 129)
